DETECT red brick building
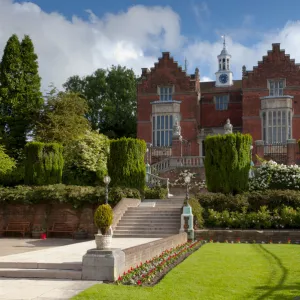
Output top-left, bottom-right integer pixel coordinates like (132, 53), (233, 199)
(137, 42), (300, 170)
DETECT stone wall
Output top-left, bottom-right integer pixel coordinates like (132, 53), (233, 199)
(195, 229), (300, 243)
(123, 232), (187, 270)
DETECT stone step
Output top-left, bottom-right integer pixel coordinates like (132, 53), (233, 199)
(0, 268), (82, 280)
(129, 207), (182, 211)
(0, 262), (82, 270)
(125, 212), (181, 216)
(121, 214), (180, 222)
(113, 233), (174, 238)
(118, 220), (180, 225)
(113, 229), (179, 235)
(115, 225), (180, 230)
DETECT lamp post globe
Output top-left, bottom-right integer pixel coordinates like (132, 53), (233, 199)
(103, 175), (111, 204)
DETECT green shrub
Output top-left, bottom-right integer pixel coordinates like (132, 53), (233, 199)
(188, 198), (204, 228)
(94, 204), (113, 234)
(109, 186), (141, 205)
(204, 133), (252, 194)
(195, 192), (249, 212)
(63, 131), (109, 186)
(24, 142), (64, 185)
(0, 185), (106, 208)
(108, 138), (146, 191)
(0, 163), (24, 186)
(144, 186), (168, 199)
(0, 144), (15, 177)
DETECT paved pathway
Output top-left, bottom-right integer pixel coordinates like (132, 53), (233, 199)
(0, 237), (160, 299)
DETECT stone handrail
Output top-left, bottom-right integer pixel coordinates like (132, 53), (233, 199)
(151, 156), (205, 173)
(146, 173), (170, 198)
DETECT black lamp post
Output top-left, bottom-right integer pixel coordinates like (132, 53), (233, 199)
(184, 174), (191, 206)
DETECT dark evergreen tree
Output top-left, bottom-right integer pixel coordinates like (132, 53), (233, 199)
(0, 34), (43, 159)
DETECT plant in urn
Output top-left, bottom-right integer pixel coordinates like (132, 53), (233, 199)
(94, 204), (113, 249)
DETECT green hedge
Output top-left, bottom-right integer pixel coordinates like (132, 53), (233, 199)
(24, 142), (64, 185)
(108, 138), (146, 191)
(188, 198), (204, 228)
(144, 186), (168, 199)
(196, 190), (300, 212)
(0, 185), (140, 209)
(194, 190), (300, 229)
(204, 133), (252, 194)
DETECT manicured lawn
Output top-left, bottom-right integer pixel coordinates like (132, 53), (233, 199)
(73, 244), (300, 300)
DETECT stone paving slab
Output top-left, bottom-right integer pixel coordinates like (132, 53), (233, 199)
(0, 239), (81, 257)
(0, 278), (99, 300)
(0, 237), (160, 265)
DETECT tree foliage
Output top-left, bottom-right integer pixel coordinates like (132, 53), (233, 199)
(0, 34), (43, 158)
(0, 144), (15, 177)
(63, 65), (137, 138)
(24, 142), (64, 185)
(108, 138), (146, 191)
(204, 133), (252, 194)
(63, 131), (110, 186)
(35, 91), (90, 145)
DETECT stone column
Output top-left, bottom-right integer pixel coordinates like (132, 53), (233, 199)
(254, 140), (264, 166)
(287, 139), (297, 165)
(172, 136), (182, 157)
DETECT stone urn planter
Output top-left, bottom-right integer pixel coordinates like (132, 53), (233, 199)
(94, 204), (113, 250)
(95, 233), (112, 249)
(31, 231), (46, 239)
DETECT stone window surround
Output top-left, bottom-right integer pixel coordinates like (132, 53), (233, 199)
(260, 95), (293, 143)
(157, 85), (175, 102)
(214, 94), (230, 111)
(267, 78), (286, 97)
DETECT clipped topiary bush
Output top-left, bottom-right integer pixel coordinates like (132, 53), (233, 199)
(108, 138), (146, 191)
(24, 142), (64, 185)
(204, 133), (252, 194)
(94, 204), (113, 234)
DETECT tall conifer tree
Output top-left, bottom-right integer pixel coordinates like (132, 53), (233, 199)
(0, 34), (43, 158)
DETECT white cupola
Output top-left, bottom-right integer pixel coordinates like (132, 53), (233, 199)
(215, 35), (233, 87)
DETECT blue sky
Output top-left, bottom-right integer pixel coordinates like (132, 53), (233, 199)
(3, 0), (300, 89)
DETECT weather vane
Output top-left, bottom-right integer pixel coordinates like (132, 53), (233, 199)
(221, 35), (226, 49)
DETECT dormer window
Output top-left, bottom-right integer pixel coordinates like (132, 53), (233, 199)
(159, 86), (173, 101)
(269, 79), (284, 96)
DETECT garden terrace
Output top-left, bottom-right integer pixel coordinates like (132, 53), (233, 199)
(73, 243), (300, 300)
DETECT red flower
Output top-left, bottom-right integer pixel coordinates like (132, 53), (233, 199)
(137, 280), (141, 285)
(118, 276), (122, 281)
(123, 271), (126, 275)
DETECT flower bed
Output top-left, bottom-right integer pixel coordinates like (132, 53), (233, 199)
(116, 240), (204, 286)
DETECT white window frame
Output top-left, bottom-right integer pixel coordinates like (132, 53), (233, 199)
(261, 109), (292, 143)
(152, 114), (173, 147)
(157, 86), (174, 102)
(215, 95), (229, 111)
(268, 79), (285, 97)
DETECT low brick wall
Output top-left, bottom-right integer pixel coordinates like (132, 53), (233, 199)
(0, 198), (140, 237)
(123, 232), (187, 270)
(195, 229), (300, 243)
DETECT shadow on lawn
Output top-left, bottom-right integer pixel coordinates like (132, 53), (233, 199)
(252, 244), (300, 300)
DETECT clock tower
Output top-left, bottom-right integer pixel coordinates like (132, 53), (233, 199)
(215, 36), (233, 87)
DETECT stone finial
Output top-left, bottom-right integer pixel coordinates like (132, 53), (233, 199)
(173, 117), (181, 138)
(195, 67), (199, 77)
(242, 65), (246, 76)
(224, 118), (233, 134)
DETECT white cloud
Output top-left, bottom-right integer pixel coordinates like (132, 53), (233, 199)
(185, 20), (300, 81)
(1, 0), (300, 91)
(0, 0), (184, 91)
(201, 76), (213, 82)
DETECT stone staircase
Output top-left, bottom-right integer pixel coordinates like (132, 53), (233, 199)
(0, 262), (82, 280)
(113, 198), (184, 238)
